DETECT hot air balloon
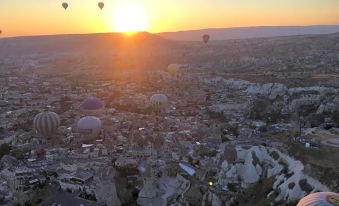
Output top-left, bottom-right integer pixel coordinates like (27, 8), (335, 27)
(0, 30), (2, 35)
(297, 192), (339, 206)
(80, 96), (104, 115)
(167, 64), (178, 76)
(77, 116), (102, 139)
(33, 111), (60, 139)
(98, 2), (105, 10)
(150, 94), (168, 114)
(202, 34), (210, 43)
(62, 2), (68, 10)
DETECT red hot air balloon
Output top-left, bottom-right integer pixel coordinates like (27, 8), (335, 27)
(297, 192), (339, 206)
(62, 2), (68, 10)
(202, 34), (210, 43)
(98, 2), (105, 10)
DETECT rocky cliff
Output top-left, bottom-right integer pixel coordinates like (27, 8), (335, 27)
(218, 145), (329, 203)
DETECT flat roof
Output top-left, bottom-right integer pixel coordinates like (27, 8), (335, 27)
(39, 191), (98, 206)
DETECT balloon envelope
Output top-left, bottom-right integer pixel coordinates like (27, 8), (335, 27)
(62, 2), (68, 10)
(33, 111), (60, 139)
(202, 34), (210, 43)
(150, 94), (168, 114)
(80, 96), (104, 111)
(98, 2), (104, 10)
(77, 116), (102, 137)
(167, 64), (178, 75)
(297, 192), (339, 206)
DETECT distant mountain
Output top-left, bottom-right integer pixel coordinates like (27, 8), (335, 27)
(0, 32), (176, 55)
(157, 25), (339, 41)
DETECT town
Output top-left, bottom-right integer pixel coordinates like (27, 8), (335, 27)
(0, 32), (339, 206)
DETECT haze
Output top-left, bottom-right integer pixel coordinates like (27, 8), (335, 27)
(1, 1), (339, 206)
(1, 0), (339, 37)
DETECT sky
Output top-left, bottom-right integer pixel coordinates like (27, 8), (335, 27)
(1, 0), (339, 37)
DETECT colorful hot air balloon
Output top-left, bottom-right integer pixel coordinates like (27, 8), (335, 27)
(98, 2), (105, 10)
(33, 111), (60, 139)
(297, 192), (339, 206)
(202, 34), (210, 43)
(77, 116), (102, 138)
(80, 96), (104, 114)
(150, 94), (168, 114)
(167, 64), (178, 76)
(62, 2), (68, 10)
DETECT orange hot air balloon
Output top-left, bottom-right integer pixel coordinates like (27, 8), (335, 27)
(62, 2), (68, 10)
(202, 34), (210, 43)
(98, 2), (104, 10)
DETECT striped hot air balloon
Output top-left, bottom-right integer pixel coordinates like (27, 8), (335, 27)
(33, 111), (60, 139)
(297, 192), (339, 206)
(150, 94), (168, 114)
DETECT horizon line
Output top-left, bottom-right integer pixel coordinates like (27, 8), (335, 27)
(1, 23), (339, 39)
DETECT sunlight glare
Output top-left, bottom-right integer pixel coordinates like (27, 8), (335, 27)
(113, 3), (148, 33)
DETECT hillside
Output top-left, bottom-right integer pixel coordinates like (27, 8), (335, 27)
(158, 25), (339, 41)
(0, 32), (178, 55)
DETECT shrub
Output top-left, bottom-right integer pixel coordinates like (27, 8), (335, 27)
(0, 143), (10, 159)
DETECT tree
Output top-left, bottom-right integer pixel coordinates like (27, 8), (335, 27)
(10, 149), (25, 160)
(251, 98), (270, 120)
(0, 143), (10, 159)
(297, 114), (306, 137)
(307, 113), (325, 127)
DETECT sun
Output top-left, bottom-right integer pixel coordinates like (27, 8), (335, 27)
(113, 3), (148, 33)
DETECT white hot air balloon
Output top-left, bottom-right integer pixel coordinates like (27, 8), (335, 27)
(33, 111), (60, 139)
(297, 192), (339, 206)
(77, 116), (102, 138)
(150, 94), (168, 114)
